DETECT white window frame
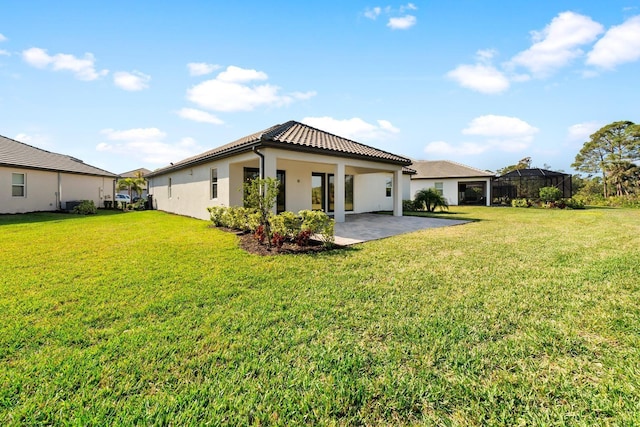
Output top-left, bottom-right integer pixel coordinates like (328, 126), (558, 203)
(385, 178), (392, 197)
(12, 173), (26, 197)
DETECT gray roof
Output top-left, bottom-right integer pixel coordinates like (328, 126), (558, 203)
(119, 167), (151, 178)
(410, 160), (495, 179)
(148, 120), (412, 177)
(0, 134), (116, 177)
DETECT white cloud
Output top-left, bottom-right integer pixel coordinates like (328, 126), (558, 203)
(22, 47), (108, 81)
(14, 132), (52, 149)
(365, 4), (417, 29)
(364, 7), (382, 20)
(217, 65), (268, 83)
(509, 11), (604, 77)
(301, 116), (400, 142)
(387, 15), (416, 30)
(424, 140), (489, 156)
(462, 114), (539, 151)
(101, 128), (166, 141)
(0, 50), (9, 56)
(0, 33), (6, 42)
(177, 108), (224, 125)
(423, 115), (538, 157)
(447, 63), (510, 94)
(113, 71), (150, 91)
(187, 62), (221, 76)
(97, 128), (203, 165)
(400, 3), (417, 12)
(567, 121), (601, 141)
(586, 15), (640, 69)
(186, 65), (315, 112)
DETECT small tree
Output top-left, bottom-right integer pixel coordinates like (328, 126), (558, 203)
(243, 177), (280, 247)
(414, 188), (449, 212)
(116, 171), (146, 200)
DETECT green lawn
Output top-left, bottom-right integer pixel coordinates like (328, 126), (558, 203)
(1, 207), (639, 425)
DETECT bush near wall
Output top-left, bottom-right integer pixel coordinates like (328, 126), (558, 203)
(72, 200), (97, 215)
(207, 206), (335, 247)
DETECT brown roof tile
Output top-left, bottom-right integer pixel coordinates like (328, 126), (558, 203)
(0, 134), (116, 177)
(148, 121), (411, 176)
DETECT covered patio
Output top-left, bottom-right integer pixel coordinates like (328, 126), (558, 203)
(333, 213), (469, 245)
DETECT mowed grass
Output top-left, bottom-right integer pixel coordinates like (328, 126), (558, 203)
(1, 207), (639, 426)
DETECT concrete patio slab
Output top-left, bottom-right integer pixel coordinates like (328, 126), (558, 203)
(333, 213), (469, 245)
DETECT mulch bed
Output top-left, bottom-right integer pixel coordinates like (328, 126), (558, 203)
(215, 227), (342, 256)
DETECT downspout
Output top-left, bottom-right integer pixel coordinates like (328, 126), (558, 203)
(252, 145), (265, 179)
(57, 172), (62, 210)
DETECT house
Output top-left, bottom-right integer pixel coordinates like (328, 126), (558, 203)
(146, 121), (412, 222)
(117, 168), (151, 199)
(406, 160), (495, 206)
(1, 134), (116, 214)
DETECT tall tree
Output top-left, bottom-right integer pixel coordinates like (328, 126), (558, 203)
(497, 157), (531, 176)
(572, 121), (640, 197)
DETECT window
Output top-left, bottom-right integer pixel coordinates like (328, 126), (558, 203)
(345, 175), (354, 211)
(211, 168), (218, 199)
(12, 173), (25, 197)
(385, 178), (392, 197)
(243, 167), (286, 213)
(326, 174), (354, 212)
(434, 182), (443, 196)
(168, 177), (172, 198)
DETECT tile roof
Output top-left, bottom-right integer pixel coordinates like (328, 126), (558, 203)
(148, 120), (411, 176)
(0, 134), (116, 177)
(410, 160), (495, 179)
(119, 167), (151, 178)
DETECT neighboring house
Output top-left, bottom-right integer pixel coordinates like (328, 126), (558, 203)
(406, 160), (495, 206)
(118, 168), (151, 199)
(1, 134), (116, 214)
(146, 121), (412, 222)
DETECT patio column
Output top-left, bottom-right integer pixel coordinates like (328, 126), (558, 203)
(261, 149), (278, 215)
(393, 168), (403, 217)
(334, 163), (345, 223)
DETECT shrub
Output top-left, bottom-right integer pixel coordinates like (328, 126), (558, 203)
(413, 188), (449, 212)
(72, 200), (97, 215)
(207, 206), (335, 248)
(511, 198), (530, 208)
(299, 210), (335, 247)
(270, 211), (301, 239)
(254, 225), (266, 244)
(539, 186), (562, 203)
(271, 232), (285, 249)
(295, 229), (313, 246)
(564, 198), (585, 209)
(402, 199), (416, 212)
(207, 206), (226, 226)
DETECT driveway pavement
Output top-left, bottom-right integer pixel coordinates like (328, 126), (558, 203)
(333, 213), (469, 245)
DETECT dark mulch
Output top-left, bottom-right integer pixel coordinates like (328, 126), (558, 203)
(214, 226), (341, 256)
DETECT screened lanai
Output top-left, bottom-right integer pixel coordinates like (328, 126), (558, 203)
(492, 168), (572, 202)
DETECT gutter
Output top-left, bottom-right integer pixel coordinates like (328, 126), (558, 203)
(252, 145), (265, 179)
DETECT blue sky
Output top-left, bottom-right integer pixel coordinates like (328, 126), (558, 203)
(2, 1), (640, 174)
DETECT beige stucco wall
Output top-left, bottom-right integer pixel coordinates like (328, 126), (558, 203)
(1, 166), (115, 214)
(148, 148), (405, 221)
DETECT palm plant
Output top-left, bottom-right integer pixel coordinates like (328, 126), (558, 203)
(413, 188), (449, 212)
